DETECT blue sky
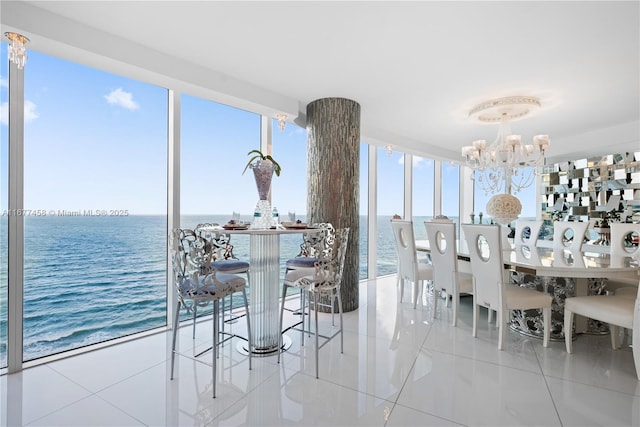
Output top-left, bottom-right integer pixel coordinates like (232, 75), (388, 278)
(1, 45), (536, 218)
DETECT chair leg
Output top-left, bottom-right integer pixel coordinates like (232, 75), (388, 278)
(472, 302), (478, 338)
(299, 287), (304, 315)
(451, 289), (458, 327)
(337, 289), (344, 354)
(542, 307), (550, 348)
(220, 296), (226, 337)
(278, 284), (288, 364)
(610, 325), (620, 350)
(192, 304), (197, 339)
(331, 296), (335, 326)
(431, 284), (438, 320)
(633, 323), (640, 380)
(212, 298), (219, 398)
(242, 289), (252, 371)
(564, 309), (574, 353)
(314, 291), (320, 379)
(302, 290), (307, 346)
(498, 309), (505, 350)
(170, 302), (181, 380)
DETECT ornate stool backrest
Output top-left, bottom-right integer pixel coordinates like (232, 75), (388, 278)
(195, 223), (238, 261)
(312, 227), (350, 290)
(296, 222), (335, 258)
(170, 228), (216, 303)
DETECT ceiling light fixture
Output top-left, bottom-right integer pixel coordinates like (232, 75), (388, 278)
(5, 32), (29, 69)
(276, 113), (287, 132)
(461, 96), (551, 225)
(461, 96), (550, 196)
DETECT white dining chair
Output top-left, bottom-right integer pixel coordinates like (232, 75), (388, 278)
(607, 223), (640, 292)
(462, 224), (553, 350)
(564, 282), (640, 379)
(610, 223), (640, 261)
(391, 220), (434, 309)
(515, 220), (543, 247)
(424, 220), (473, 325)
(552, 220), (588, 251)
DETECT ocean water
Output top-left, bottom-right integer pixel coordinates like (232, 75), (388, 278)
(0, 214), (434, 365)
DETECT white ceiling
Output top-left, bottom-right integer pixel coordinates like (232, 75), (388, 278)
(2, 0), (639, 163)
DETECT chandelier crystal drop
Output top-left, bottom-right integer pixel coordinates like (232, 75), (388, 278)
(5, 32), (29, 69)
(461, 96), (550, 195)
(276, 113), (287, 132)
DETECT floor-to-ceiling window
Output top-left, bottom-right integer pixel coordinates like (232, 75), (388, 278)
(180, 94), (260, 230)
(442, 162), (460, 233)
(0, 42), (8, 367)
(21, 51), (168, 361)
(412, 156), (435, 240)
(359, 142), (368, 279)
(271, 120), (308, 266)
(376, 147), (404, 276)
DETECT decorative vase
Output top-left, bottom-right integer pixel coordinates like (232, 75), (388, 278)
(251, 160), (275, 200)
(486, 193), (522, 225)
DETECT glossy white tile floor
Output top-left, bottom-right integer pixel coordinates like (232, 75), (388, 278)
(2, 275), (640, 426)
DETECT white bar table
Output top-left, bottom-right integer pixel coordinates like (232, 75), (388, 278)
(203, 226), (322, 355)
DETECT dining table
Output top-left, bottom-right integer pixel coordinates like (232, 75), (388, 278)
(201, 224), (323, 355)
(416, 239), (640, 339)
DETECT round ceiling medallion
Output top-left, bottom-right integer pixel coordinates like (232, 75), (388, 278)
(469, 96), (541, 123)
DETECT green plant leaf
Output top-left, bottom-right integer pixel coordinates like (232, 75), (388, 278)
(242, 149), (282, 176)
(265, 155), (282, 176)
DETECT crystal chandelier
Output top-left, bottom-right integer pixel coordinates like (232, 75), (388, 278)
(276, 113), (287, 132)
(5, 32), (29, 69)
(461, 96), (550, 195)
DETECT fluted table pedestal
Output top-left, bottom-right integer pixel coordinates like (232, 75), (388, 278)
(201, 227), (322, 356)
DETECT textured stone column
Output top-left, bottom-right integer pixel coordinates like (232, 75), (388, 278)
(306, 98), (360, 312)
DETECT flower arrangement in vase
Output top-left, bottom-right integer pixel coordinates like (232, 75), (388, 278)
(242, 150), (282, 200)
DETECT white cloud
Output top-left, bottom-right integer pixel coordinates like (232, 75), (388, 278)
(413, 156), (433, 168)
(0, 76), (7, 88)
(104, 88), (139, 111)
(397, 155), (431, 168)
(24, 100), (39, 123)
(0, 100), (39, 125)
